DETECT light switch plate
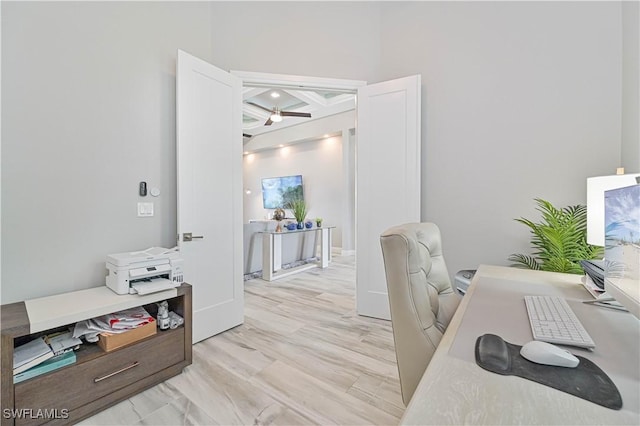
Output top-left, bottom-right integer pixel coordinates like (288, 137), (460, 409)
(137, 202), (154, 217)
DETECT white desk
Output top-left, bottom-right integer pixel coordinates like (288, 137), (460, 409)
(261, 226), (334, 281)
(401, 265), (640, 425)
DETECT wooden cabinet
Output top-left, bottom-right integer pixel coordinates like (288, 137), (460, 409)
(1, 284), (192, 426)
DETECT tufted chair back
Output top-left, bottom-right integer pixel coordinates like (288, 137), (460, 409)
(380, 222), (461, 405)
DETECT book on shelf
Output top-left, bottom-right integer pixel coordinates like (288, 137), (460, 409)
(13, 337), (54, 375)
(14, 350), (76, 384)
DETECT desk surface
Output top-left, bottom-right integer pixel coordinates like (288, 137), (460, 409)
(401, 265), (640, 425)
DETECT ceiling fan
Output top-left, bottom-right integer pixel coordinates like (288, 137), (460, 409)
(246, 102), (312, 126)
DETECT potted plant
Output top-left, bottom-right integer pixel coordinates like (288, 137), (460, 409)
(508, 198), (603, 274)
(316, 217), (323, 227)
(287, 199), (308, 229)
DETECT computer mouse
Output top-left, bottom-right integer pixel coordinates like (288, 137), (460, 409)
(520, 340), (579, 368)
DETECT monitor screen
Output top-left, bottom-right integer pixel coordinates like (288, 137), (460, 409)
(604, 184), (640, 319)
(261, 175), (303, 209)
(587, 173), (640, 246)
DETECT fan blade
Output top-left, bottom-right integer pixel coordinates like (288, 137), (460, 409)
(246, 101), (273, 113)
(264, 117), (273, 126)
(281, 111), (312, 118)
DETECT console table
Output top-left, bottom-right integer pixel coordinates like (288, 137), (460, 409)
(261, 226), (334, 281)
(1, 284), (192, 425)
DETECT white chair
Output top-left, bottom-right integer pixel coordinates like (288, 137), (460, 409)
(380, 222), (461, 405)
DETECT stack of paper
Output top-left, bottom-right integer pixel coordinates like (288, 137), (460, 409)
(14, 351), (76, 383)
(13, 337), (54, 375)
(73, 306), (155, 341)
(101, 306), (155, 330)
(45, 331), (82, 355)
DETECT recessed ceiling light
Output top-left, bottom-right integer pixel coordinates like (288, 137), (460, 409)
(270, 91), (280, 98)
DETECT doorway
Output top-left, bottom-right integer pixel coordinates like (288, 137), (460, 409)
(232, 71), (422, 321)
(177, 52), (421, 343)
(233, 71), (361, 258)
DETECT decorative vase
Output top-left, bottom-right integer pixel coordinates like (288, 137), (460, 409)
(305, 221), (313, 229)
(296, 222), (304, 229)
(273, 208), (285, 233)
(272, 208), (285, 221)
(286, 223), (296, 231)
(316, 221), (322, 228)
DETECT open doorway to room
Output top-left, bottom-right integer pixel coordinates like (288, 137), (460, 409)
(234, 71), (361, 280)
(177, 52), (420, 341)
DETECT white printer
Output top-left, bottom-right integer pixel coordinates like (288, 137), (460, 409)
(106, 247), (184, 295)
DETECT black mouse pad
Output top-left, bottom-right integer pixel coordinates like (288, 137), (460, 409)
(475, 334), (622, 410)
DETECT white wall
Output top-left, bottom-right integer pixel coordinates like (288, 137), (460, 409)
(2, 1), (633, 302)
(379, 1), (624, 277)
(208, 2), (382, 83)
(1, 1), (213, 302)
(243, 137), (344, 247)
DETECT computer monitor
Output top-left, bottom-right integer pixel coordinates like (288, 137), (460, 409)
(587, 173), (640, 246)
(604, 184), (640, 319)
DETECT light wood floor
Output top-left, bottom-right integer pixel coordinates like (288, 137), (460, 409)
(80, 254), (404, 425)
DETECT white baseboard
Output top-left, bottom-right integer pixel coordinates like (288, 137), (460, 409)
(340, 249), (355, 256)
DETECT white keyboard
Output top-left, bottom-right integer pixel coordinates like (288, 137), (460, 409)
(524, 295), (595, 349)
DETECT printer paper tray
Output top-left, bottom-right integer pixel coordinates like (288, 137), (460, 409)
(131, 278), (179, 295)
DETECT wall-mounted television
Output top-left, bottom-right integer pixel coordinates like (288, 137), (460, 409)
(261, 175), (304, 209)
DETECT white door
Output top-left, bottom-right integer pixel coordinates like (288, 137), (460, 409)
(176, 50), (244, 343)
(356, 75), (421, 320)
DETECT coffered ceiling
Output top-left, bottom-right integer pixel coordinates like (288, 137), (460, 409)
(242, 87), (355, 139)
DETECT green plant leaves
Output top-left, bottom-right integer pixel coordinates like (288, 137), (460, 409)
(509, 198), (603, 274)
(286, 199), (308, 223)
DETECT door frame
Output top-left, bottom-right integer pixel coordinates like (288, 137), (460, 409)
(232, 71), (421, 321)
(230, 70), (366, 93)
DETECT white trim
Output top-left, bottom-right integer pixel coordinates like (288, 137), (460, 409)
(230, 70), (367, 93)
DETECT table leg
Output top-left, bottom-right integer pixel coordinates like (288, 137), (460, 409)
(262, 233), (274, 281)
(320, 227), (331, 268)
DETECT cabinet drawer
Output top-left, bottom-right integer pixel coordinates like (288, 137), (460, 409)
(14, 328), (184, 424)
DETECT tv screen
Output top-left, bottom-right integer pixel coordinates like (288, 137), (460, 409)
(261, 175), (304, 209)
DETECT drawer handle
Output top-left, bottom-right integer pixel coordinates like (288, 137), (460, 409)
(94, 361), (139, 383)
